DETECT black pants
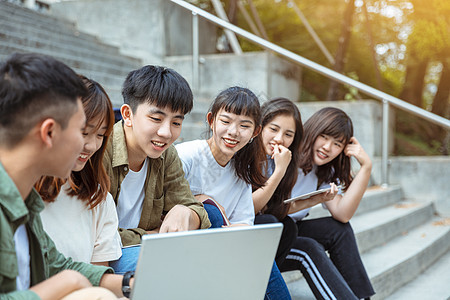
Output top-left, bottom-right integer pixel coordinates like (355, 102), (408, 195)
(280, 217), (375, 300)
(254, 214), (298, 267)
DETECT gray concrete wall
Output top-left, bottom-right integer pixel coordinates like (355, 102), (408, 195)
(372, 156), (450, 217)
(164, 51), (301, 101)
(50, 0), (216, 64)
(164, 4), (216, 57)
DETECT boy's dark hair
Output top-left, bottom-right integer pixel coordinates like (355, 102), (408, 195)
(0, 52), (87, 148)
(122, 65), (193, 115)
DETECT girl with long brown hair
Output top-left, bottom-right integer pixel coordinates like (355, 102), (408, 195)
(252, 97), (305, 267)
(280, 107), (375, 300)
(36, 75), (121, 265)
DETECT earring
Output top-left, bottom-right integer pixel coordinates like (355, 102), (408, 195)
(249, 137), (254, 144)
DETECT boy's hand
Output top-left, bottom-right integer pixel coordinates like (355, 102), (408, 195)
(159, 205), (196, 233)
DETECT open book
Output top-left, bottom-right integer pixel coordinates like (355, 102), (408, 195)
(283, 185), (342, 204)
(202, 198), (231, 226)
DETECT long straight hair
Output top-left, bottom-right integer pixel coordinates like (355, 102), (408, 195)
(299, 107), (353, 190)
(35, 76), (115, 209)
(207, 86), (266, 188)
(257, 98), (303, 220)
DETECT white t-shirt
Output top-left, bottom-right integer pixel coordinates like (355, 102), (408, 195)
(14, 224), (30, 290)
(41, 183), (122, 263)
(176, 140), (255, 225)
(116, 158), (148, 229)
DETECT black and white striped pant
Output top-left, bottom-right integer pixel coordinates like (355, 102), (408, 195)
(280, 217), (375, 300)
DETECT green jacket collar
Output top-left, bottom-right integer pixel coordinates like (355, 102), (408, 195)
(111, 121), (166, 169)
(0, 162), (43, 224)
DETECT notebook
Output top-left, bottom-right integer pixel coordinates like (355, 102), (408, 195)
(130, 223), (283, 300)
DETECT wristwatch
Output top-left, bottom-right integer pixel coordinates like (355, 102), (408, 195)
(122, 271), (134, 298)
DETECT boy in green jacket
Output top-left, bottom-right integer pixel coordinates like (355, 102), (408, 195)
(103, 65), (211, 249)
(0, 53), (126, 299)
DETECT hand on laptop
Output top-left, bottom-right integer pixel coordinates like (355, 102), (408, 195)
(146, 226), (160, 235)
(222, 223), (249, 228)
(159, 205), (200, 233)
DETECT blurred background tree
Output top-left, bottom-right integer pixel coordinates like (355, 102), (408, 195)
(187, 0), (450, 155)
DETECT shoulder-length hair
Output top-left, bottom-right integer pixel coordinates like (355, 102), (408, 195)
(298, 107), (353, 190)
(258, 97), (303, 220)
(35, 75), (115, 209)
(207, 86), (266, 188)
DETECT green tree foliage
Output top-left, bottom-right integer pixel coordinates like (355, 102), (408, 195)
(188, 0), (449, 154)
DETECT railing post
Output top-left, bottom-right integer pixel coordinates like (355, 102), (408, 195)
(192, 12), (200, 95)
(381, 99), (389, 187)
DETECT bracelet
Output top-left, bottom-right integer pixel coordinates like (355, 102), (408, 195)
(122, 271), (134, 298)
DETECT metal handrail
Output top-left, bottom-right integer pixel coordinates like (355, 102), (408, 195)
(171, 0), (450, 186)
(172, 0), (449, 129)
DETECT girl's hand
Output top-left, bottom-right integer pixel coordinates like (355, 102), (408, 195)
(310, 182), (338, 204)
(321, 182), (339, 202)
(272, 144), (292, 175)
(344, 137), (372, 169)
(288, 183), (339, 213)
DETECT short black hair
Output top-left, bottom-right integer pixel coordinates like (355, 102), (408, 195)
(0, 52), (87, 148)
(122, 65), (193, 115)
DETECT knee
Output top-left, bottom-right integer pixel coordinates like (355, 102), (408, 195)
(333, 219), (355, 237)
(254, 214), (279, 225)
(293, 237), (324, 254)
(203, 203), (225, 228)
(110, 245), (140, 274)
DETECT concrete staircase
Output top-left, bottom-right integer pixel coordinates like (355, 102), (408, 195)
(0, 0), (142, 106)
(283, 186), (450, 299)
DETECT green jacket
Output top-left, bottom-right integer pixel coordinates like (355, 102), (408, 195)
(103, 122), (211, 246)
(0, 163), (112, 299)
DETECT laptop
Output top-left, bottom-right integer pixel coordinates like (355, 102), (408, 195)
(130, 223), (283, 300)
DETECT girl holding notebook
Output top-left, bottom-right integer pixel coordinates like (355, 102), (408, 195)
(175, 86), (291, 300)
(254, 105), (375, 300)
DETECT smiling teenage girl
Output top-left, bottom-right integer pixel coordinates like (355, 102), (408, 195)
(37, 75), (121, 266)
(280, 107), (375, 300)
(176, 86), (291, 300)
(176, 86), (266, 226)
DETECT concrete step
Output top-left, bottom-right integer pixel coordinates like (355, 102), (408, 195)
(0, 51), (123, 85)
(0, 51), (125, 107)
(284, 216), (450, 299)
(353, 200), (434, 253)
(0, 20), (140, 66)
(385, 239), (450, 300)
(0, 1), (96, 42)
(0, 0), (142, 108)
(0, 16), (107, 51)
(367, 216), (450, 299)
(0, 41), (136, 76)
